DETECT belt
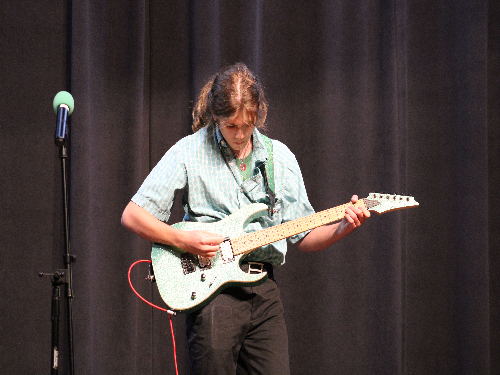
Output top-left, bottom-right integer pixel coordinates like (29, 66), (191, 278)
(240, 262), (274, 280)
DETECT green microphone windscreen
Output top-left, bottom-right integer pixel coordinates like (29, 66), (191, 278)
(53, 91), (74, 115)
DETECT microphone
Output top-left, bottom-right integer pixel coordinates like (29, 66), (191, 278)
(53, 91), (75, 147)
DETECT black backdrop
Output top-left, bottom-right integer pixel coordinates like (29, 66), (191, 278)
(1, 1), (499, 374)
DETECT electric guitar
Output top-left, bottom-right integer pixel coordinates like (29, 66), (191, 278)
(151, 193), (418, 313)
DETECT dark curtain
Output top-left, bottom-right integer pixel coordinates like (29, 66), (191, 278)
(1, 1), (498, 374)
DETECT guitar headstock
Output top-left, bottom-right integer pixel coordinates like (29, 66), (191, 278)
(363, 193), (419, 214)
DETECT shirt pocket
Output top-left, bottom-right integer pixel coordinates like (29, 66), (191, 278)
(242, 174), (283, 227)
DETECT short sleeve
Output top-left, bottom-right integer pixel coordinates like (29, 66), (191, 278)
(132, 142), (187, 222)
(273, 141), (315, 244)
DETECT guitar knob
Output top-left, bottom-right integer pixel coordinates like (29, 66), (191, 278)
(201, 273), (206, 281)
(191, 292), (197, 300)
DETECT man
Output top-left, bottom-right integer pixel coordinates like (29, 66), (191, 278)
(122, 63), (370, 374)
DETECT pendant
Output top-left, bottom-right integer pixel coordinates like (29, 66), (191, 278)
(240, 162), (246, 171)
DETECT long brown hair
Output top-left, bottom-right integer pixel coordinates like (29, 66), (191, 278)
(192, 63), (268, 132)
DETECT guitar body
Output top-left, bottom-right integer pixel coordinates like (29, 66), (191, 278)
(150, 193), (419, 313)
(151, 203), (271, 313)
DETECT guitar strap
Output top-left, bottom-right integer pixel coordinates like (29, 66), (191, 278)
(259, 134), (276, 216)
(218, 130), (276, 217)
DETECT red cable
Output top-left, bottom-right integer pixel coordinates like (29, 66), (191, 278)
(128, 260), (169, 311)
(128, 260), (179, 375)
(168, 310), (178, 374)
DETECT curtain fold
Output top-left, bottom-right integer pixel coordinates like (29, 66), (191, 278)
(70, 1), (154, 373)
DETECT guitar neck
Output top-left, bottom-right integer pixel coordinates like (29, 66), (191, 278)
(231, 199), (367, 256)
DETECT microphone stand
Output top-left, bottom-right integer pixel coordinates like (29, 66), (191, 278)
(39, 143), (75, 375)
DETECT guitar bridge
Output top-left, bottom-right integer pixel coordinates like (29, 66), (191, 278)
(220, 238), (235, 263)
(181, 253), (197, 275)
(181, 252), (213, 274)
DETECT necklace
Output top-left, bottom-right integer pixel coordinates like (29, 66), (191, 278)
(233, 140), (252, 171)
(236, 151), (252, 171)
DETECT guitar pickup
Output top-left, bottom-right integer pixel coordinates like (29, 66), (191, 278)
(220, 238), (235, 263)
(198, 255), (212, 270)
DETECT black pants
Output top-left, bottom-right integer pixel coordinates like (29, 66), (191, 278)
(186, 278), (290, 375)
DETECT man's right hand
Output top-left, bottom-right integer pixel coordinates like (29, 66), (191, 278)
(177, 230), (224, 259)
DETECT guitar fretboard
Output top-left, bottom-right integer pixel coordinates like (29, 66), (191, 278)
(231, 199), (373, 256)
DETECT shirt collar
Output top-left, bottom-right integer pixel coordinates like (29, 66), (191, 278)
(214, 125), (268, 165)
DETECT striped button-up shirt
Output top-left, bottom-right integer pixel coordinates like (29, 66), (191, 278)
(132, 126), (315, 267)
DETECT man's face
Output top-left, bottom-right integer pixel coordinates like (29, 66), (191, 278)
(218, 113), (254, 154)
